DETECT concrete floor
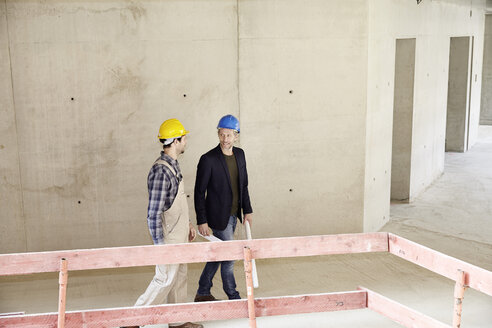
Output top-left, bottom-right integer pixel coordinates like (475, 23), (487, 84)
(1, 126), (492, 327)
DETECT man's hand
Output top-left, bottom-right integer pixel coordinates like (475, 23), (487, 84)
(188, 223), (197, 242)
(243, 213), (253, 226)
(198, 223), (211, 236)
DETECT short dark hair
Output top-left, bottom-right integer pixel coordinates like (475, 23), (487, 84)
(161, 137), (182, 148)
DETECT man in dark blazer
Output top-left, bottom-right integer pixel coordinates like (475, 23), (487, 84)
(194, 114), (253, 301)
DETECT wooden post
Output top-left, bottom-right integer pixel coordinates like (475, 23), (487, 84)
(58, 258), (68, 328)
(245, 221), (259, 288)
(453, 270), (466, 328)
(243, 247), (257, 328)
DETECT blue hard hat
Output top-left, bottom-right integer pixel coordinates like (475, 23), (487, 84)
(217, 114), (240, 133)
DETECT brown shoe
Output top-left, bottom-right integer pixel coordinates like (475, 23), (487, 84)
(170, 323), (204, 328)
(120, 326), (139, 328)
(194, 294), (219, 302)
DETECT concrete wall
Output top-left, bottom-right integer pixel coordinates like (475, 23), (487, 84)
(1, 0), (370, 253)
(238, 0), (368, 237)
(364, 0), (486, 231)
(481, 14), (492, 125)
(0, 0), (488, 252)
(1, 0), (239, 252)
(0, 1), (26, 253)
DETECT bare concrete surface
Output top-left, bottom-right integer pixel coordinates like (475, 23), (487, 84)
(2, 0), (488, 254)
(389, 125), (492, 259)
(2, 127), (492, 326)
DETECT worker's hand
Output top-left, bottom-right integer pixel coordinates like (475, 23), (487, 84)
(243, 213), (253, 226)
(188, 223), (197, 242)
(198, 223), (211, 236)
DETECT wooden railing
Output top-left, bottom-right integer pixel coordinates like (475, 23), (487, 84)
(0, 232), (491, 327)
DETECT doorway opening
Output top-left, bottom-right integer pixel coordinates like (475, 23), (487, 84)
(446, 36), (474, 152)
(391, 38), (416, 201)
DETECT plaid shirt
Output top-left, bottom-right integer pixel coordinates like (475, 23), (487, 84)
(146, 152), (183, 245)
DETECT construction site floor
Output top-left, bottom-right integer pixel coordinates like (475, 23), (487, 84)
(1, 126), (492, 327)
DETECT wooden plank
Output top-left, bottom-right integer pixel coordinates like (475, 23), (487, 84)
(0, 312), (80, 328)
(254, 291), (367, 316)
(388, 233), (492, 296)
(0, 312), (25, 317)
(452, 270), (466, 328)
(243, 247), (257, 328)
(245, 221), (259, 288)
(0, 291), (367, 327)
(0, 232), (388, 275)
(360, 287), (451, 328)
(57, 259), (68, 328)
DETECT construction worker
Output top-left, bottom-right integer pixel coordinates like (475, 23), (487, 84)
(194, 114), (253, 302)
(123, 119), (203, 328)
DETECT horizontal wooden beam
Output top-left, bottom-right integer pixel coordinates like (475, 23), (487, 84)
(388, 233), (492, 296)
(0, 291), (367, 327)
(254, 291), (367, 316)
(360, 287), (451, 328)
(0, 312), (25, 317)
(0, 232), (388, 275)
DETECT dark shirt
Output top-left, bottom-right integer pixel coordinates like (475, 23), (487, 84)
(224, 153), (239, 216)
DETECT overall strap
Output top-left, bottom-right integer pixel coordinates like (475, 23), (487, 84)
(154, 159), (177, 177)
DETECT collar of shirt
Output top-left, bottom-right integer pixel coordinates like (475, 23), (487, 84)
(160, 151), (183, 181)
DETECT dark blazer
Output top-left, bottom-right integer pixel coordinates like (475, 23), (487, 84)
(194, 145), (253, 230)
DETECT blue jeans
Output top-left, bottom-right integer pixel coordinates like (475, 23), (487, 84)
(197, 215), (241, 299)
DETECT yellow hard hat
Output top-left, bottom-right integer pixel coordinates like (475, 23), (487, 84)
(158, 119), (189, 140)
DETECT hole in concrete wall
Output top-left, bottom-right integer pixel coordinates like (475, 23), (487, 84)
(289, 90), (293, 94)
(390, 38), (416, 202)
(446, 36), (473, 152)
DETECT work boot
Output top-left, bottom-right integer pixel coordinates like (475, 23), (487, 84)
(170, 323), (204, 328)
(194, 294), (219, 302)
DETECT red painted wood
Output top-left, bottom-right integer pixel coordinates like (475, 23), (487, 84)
(360, 287), (451, 328)
(0, 312), (25, 317)
(0, 232), (388, 275)
(0, 313), (60, 327)
(57, 259), (68, 328)
(452, 270), (466, 328)
(243, 247), (257, 328)
(254, 291), (367, 316)
(388, 233), (492, 296)
(0, 291), (367, 327)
